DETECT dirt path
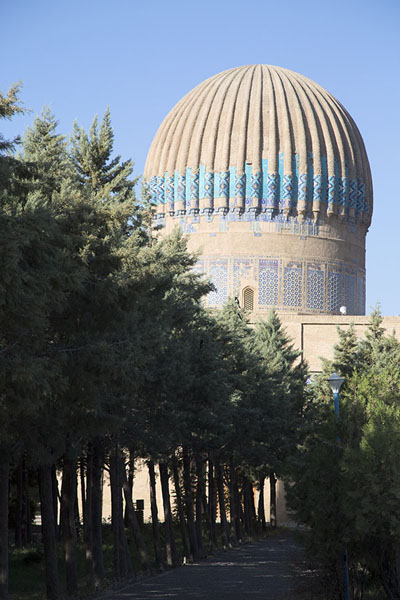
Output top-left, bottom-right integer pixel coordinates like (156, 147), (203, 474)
(104, 531), (321, 600)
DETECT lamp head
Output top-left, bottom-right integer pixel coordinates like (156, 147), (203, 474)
(328, 372), (345, 394)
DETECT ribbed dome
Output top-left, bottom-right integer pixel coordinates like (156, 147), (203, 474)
(145, 65), (372, 225)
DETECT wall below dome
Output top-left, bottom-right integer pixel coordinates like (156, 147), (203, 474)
(157, 210), (366, 316)
(278, 315), (400, 373)
(195, 254), (365, 315)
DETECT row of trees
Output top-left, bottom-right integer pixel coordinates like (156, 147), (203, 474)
(287, 310), (400, 600)
(0, 85), (307, 600)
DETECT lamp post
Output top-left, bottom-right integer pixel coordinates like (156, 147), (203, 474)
(328, 372), (345, 420)
(328, 372), (350, 600)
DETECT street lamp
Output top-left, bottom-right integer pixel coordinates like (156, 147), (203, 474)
(328, 372), (345, 419)
(328, 372), (350, 600)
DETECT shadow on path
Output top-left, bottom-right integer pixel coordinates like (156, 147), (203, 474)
(104, 531), (321, 600)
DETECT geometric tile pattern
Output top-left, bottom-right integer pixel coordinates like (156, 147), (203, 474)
(208, 260), (228, 306)
(165, 176), (174, 210)
(327, 271), (342, 313)
(357, 276), (365, 315)
(148, 155), (368, 223)
(307, 267), (324, 310)
(196, 255), (364, 315)
(298, 173), (308, 202)
(327, 175), (336, 211)
(282, 175), (295, 210)
(283, 265), (303, 307)
(344, 273), (355, 314)
(313, 175), (322, 203)
(233, 259), (253, 292)
(258, 259), (279, 306)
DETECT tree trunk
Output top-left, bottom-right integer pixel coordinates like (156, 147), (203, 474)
(0, 458), (9, 600)
(243, 476), (252, 537)
(60, 455), (78, 597)
(215, 461), (230, 548)
(147, 461), (163, 568)
(24, 463), (32, 545)
(122, 462), (150, 572)
(51, 465), (59, 536)
(159, 461), (177, 567)
(237, 481), (245, 535)
(85, 441), (104, 590)
(257, 476), (266, 532)
(15, 461), (23, 548)
(74, 483), (80, 533)
(229, 463), (241, 542)
(80, 456), (86, 530)
(124, 449), (135, 525)
(182, 446), (199, 560)
(207, 457), (218, 550)
(269, 471), (277, 528)
(200, 459), (214, 552)
(38, 464), (60, 600)
(378, 542), (400, 600)
(172, 455), (191, 562)
(84, 445), (94, 590)
(91, 440), (105, 587)
(109, 446), (132, 581)
(109, 450), (121, 580)
(194, 455), (205, 557)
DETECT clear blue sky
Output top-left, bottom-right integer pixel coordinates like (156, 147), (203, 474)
(2, 0), (399, 315)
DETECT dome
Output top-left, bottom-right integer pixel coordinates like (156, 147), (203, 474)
(144, 65), (372, 316)
(145, 65), (372, 225)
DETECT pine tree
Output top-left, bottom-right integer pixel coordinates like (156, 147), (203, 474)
(250, 310), (307, 527)
(16, 109), (84, 600)
(0, 83), (25, 155)
(71, 108), (137, 203)
(332, 324), (360, 378)
(0, 96), (71, 600)
(286, 310), (400, 598)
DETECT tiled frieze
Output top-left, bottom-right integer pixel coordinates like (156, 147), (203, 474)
(148, 155), (368, 223)
(196, 256), (364, 314)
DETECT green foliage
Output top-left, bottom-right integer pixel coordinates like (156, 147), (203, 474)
(0, 83), (25, 155)
(286, 307), (400, 598)
(0, 87), (316, 599)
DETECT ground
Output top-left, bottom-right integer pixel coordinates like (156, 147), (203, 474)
(102, 530), (324, 600)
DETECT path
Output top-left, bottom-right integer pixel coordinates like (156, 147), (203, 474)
(105, 531), (321, 600)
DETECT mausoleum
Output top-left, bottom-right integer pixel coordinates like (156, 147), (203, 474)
(144, 64), (372, 318)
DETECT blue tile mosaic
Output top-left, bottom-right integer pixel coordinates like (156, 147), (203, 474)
(344, 273), (355, 314)
(258, 259), (279, 306)
(357, 277), (365, 315)
(328, 271), (342, 313)
(283, 265), (302, 307)
(298, 173), (307, 203)
(148, 153), (369, 224)
(191, 254), (364, 315)
(208, 260), (228, 306)
(307, 268), (324, 310)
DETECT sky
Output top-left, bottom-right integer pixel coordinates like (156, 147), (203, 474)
(2, 0), (400, 315)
